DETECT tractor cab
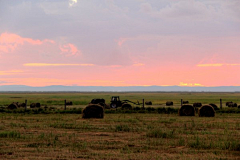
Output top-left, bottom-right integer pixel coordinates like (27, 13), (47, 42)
(111, 96), (120, 102)
(110, 96), (122, 108)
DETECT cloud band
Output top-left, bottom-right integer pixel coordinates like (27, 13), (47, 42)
(24, 63), (94, 67)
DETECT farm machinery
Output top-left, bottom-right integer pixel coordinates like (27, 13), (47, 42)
(89, 96), (143, 109)
(110, 96), (141, 109)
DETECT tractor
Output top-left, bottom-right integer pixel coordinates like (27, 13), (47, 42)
(110, 96), (141, 109)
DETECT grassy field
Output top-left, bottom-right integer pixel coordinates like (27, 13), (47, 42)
(1, 92), (240, 108)
(0, 113), (239, 159)
(0, 92), (240, 159)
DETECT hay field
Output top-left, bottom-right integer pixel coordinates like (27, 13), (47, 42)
(1, 92), (240, 108)
(0, 113), (239, 159)
(0, 92), (240, 159)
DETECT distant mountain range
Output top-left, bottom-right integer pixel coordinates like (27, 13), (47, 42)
(1, 85), (240, 92)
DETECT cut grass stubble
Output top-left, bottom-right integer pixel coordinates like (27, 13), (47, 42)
(0, 113), (239, 159)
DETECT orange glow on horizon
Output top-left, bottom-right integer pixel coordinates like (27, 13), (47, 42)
(197, 63), (240, 67)
(133, 63), (145, 66)
(0, 70), (24, 75)
(197, 64), (223, 67)
(179, 82), (204, 87)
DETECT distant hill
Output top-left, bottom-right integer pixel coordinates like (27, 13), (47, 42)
(1, 85), (240, 92)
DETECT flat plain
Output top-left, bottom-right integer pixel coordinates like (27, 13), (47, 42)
(1, 92), (240, 107)
(0, 92), (239, 159)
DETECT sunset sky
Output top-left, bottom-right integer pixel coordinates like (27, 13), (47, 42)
(0, 0), (240, 87)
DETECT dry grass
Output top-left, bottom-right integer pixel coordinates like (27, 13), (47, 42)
(0, 113), (239, 159)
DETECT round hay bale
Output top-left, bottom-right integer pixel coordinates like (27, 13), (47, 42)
(18, 103), (26, 108)
(182, 101), (189, 104)
(179, 105), (195, 116)
(166, 101), (173, 106)
(90, 99), (105, 105)
(82, 104), (104, 119)
(145, 101), (152, 105)
(209, 103), (219, 110)
(198, 105), (215, 117)
(89, 99), (108, 109)
(7, 103), (18, 109)
(30, 103), (36, 108)
(226, 101), (233, 107)
(233, 103), (237, 107)
(36, 103), (41, 108)
(227, 102), (237, 108)
(66, 101), (73, 105)
(193, 103), (202, 108)
(238, 105), (240, 109)
(228, 103), (233, 107)
(30, 103), (41, 108)
(121, 103), (132, 110)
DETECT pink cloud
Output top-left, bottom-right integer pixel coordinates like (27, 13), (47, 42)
(117, 38), (128, 46)
(23, 63), (94, 67)
(60, 43), (80, 56)
(0, 32), (80, 57)
(0, 32), (44, 53)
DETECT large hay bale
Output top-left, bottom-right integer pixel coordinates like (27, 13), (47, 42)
(166, 101), (173, 106)
(179, 105), (195, 116)
(121, 103), (132, 110)
(198, 105), (215, 117)
(209, 103), (219, 110)
(7, 103), (18, 109)
(145, 101), (152, 105)
(82, 104), (104, 119)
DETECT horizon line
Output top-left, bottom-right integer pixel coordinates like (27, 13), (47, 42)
(1, 85), (240, 87)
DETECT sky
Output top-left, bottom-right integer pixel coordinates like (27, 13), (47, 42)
(0, 0), (240, 87)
